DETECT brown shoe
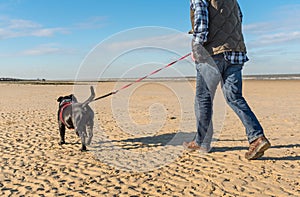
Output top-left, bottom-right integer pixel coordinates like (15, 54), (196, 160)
(245, 136), (271, 160)
(183, 141), (210, 153)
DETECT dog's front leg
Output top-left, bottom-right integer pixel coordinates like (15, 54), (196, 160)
(58, 121), (66, 145)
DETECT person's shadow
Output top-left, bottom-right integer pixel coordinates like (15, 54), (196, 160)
(96, 132), (300, 161)
(257, 144), (300, 161)
(211, 141), (300, 161)
(108, 131), (196, 149)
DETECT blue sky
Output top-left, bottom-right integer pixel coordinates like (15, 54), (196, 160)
(1, 0), (300, 80)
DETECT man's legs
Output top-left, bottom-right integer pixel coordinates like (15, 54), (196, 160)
(184, 57), (270, 159)
(184, 61), (221, 151)
(222, 64), (264, 142)
(222, 63), (270, 159)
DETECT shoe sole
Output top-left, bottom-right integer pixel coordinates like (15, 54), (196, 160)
(199, 149), (210, 154)
(183, 143), (209, 153)
(183, 145), (200, 152)
(246, 141), (271, 160)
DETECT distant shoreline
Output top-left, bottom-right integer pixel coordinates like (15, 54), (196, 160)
(1, 74), (300, 85)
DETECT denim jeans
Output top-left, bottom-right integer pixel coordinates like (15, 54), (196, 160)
(194, 54), (264, 148)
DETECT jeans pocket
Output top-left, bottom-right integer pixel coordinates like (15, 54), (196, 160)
(195, 63), (201, 71)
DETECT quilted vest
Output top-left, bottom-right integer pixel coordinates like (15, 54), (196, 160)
(190, 0), (246, 55)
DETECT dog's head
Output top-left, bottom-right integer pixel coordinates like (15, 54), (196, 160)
(57, 94), (78, 106)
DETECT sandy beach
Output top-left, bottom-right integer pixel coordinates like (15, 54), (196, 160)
(0, 80), (299, 196)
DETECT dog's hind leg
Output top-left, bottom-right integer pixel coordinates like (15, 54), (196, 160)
(86, 120), (94, 145)
(80, 134), (87, 152)
(77, 125), (87, 151)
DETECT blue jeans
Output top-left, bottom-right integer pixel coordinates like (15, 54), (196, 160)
(194, 54), (264, 148)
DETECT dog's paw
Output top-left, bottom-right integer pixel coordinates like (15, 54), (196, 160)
(80, 145), (87, 152)
(80, 148), (88, 152)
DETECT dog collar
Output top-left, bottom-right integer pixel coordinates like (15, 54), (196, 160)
(60, 98), (72, 107)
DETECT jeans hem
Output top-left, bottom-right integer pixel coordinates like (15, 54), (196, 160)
(248, 134), (264, 144)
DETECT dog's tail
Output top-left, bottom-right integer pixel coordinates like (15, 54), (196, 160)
(82, 86), (95, 107)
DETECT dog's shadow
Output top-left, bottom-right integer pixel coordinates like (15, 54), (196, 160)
(62, 142), (81, 145)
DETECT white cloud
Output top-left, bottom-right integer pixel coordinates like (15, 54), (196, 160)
(247, 31), (300, 48)
(243, 3), (300, 50)
(243, 22), (274, 34)
(21, 45), (61, 56)
(8, 19), (41, 29)
(31, 28), (69, 37)
(0, 15), (107, 40)
(103, 30), (191, 53)
(244, 4), (300, 34)
(74, 16), (107, 29)
(0, 43), (78, 57)
(0, 17), (69, 39)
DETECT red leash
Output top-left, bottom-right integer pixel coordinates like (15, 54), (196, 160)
(93, 52), (191, 102)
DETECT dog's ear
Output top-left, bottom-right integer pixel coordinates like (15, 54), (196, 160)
(57, 96), (63, 102)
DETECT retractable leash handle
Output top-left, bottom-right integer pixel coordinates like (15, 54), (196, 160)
(92, 52), (191, 102)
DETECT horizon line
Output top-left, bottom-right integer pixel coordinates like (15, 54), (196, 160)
(1, 73), (300, 83)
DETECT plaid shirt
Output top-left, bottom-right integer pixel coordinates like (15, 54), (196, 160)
(190, 0), (249, 64)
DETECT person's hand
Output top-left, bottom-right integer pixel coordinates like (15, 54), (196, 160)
(192, 40), (209, 63)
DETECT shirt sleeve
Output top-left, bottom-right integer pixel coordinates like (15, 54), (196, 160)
(191, 0), (209, 44)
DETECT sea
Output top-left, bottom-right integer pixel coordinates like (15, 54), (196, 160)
(1, 74), (300, 83)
